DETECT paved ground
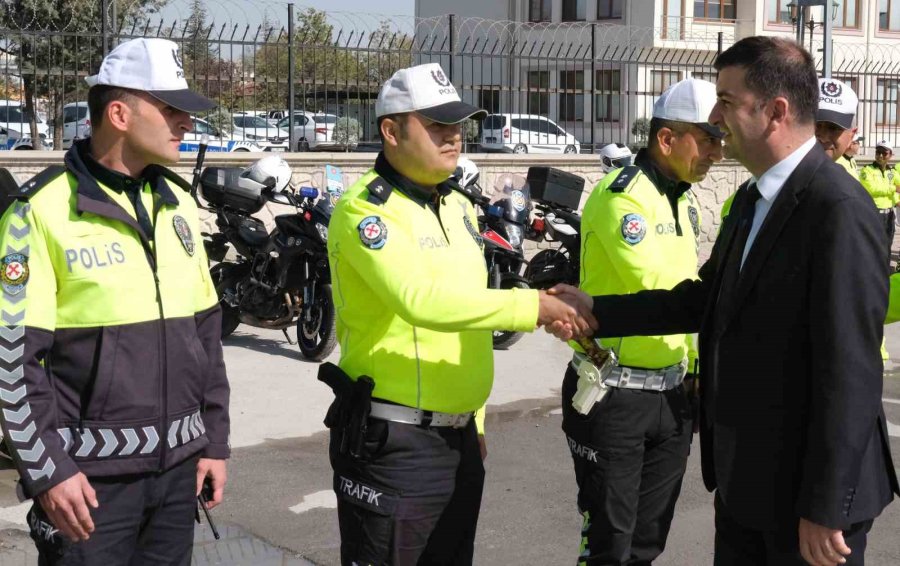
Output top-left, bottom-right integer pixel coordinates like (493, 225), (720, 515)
(1, 322), (900, 564)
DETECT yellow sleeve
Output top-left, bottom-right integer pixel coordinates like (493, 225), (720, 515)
(330, 196), (539, 333)
(474, 406), (485, 435)
(887, 273), (900, 325)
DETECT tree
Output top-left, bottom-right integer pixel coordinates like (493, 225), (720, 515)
(0, 0), (168, 145)
(631, 117), (650, 148)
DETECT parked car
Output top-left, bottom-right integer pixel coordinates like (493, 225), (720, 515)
(0, 99), (52, 149)
(61, 101), (91, 149)
(182, 117), (265, 152)
(231, 113), (289, 151)
(276, 112), (356, 152)
(480, 114), (580, 154)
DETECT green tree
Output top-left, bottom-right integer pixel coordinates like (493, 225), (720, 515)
(631, 117), (650, 148)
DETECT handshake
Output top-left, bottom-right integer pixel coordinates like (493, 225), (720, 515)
(537, 284), (596, 340)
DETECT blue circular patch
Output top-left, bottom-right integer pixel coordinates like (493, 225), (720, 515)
(358, 216), (388, 250)
(621, 213), (646, 245)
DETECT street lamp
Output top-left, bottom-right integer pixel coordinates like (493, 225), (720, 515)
(786, 0), (840, 77)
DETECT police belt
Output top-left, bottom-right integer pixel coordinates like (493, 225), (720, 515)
(369, 400), (473, 429)
(878, 208), (895, 214)
(570, 353), (686, 391)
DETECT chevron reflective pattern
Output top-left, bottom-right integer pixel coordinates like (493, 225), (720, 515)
(0, 202), (55, 482)
(58, 410), (204, 459)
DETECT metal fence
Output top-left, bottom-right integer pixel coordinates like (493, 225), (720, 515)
(1, 1), (898, 154)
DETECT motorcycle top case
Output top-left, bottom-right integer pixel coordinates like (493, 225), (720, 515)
(527, 166), (585, 211)
(200, 167), (267, 214)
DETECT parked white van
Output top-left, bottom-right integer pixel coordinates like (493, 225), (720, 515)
(480, 113), (580, 154)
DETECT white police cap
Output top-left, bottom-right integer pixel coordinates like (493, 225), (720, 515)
(653, 78), (723, 138)
(817, 78), (857, 130)
(86, 38), (216, 113)
(376, 63), (486, 124)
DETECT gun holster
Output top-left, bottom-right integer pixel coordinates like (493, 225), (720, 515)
(317, 362), (375, 460)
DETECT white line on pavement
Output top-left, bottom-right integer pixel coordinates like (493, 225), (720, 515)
(289, 490), (336, 514)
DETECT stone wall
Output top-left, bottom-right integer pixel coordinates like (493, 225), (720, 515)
(0, 151), (752, 260)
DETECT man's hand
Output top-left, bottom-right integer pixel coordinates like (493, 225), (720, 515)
(36, 472), (98, 542)
(196, 458), (227, 510)
(799, 517), (851, 566)
(540, 284), (596, 340)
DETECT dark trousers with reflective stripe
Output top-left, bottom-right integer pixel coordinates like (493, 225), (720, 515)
(561, 366), (692, 565)
(29, 454), (199, 566)
(329, 417), (484, 566)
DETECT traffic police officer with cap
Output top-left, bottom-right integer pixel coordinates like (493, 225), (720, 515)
(0, 38), (230, 564)
(840, 133), (863, 181)
(562, 78), (722, 565)
(325, 62), (594, 565)
(860, 140), (900, 251)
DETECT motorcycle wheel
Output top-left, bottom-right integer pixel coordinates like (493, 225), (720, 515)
(210, 263), (242, 339)
(493, 280), (529, 350)
(298, 282), (337, 361)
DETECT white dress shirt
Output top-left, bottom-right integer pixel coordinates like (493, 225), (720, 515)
(741, 137), (818, 268)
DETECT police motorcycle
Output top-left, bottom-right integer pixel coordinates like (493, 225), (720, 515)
(451, 158), (532, 349)
(199, 155), (338, 361)
(525, 146), (630, 288)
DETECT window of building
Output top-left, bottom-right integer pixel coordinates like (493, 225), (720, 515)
(478, 88), (501, 114)
(562, 0), (586, 22)
(527, 71), (550, 116)
(663, 0), (684, 39)
(595, 69), (621, 122)
(559, 70), (585, 122)
(597, 0), (623, 19)
(834, 0), (859, 28)
(694, 0), (736, 20)
(880, 0), (900, 31)
(651, 70), (681, 95)
(876, 78), (899, 125)
(691, 70), (717, 83)
(767, 0), (792, 24)
(529, 0), (552, 23)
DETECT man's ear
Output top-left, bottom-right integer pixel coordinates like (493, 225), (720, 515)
(769, 96), (790, 126)
(380, 118), (399, 148)
(104, 100), (132, 133)
(656, 127), (675, 157)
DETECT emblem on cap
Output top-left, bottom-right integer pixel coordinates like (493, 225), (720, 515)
(1, 253), (29, 296)
(172, 215), (195, 256)
(621, 213), (646, 245)
(431, 69), (451, 87)
(820, 80), (842, 98)
(358, 216), (388, 249)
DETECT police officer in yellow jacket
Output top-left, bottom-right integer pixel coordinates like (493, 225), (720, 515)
(839, 134), (862, 181)
(326, 63), (594, 565)
(562, 78), (722, 565)
(860, 140), (900, 253)
(0, 38), (229, 564)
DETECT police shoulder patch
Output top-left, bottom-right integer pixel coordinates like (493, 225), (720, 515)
(172, 215), (195, 256)
(621, 213), (646, 245)
(1, 253), (29, 295)
(358, 215), (388, 249)
(608, 166), (640, 193)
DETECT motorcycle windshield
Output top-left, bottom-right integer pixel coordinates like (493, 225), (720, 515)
(492, 174), (530, 224)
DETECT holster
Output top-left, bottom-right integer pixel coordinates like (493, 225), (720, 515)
(317, 362), (375, 460)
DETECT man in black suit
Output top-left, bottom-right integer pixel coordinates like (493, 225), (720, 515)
(549, 36), (898, 566)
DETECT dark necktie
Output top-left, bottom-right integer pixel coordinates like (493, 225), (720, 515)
(124, 185), (155, 241)
(715, 183), (761, 323)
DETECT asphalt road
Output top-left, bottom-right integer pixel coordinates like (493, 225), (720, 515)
(1, 325), (899, 565)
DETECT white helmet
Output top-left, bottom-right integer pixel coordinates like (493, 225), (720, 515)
(242, 155), (293, 192)
(451, 156), (480, 189)
(599, 143), (634, 173)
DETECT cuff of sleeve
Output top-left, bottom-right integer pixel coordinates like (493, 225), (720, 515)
(22, 456), (80, 500)
(202, 442), (231, 460)
(511, 289), (540, 332)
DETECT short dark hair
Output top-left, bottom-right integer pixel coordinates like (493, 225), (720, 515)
(377, 113), (408, 143)
(714, 36), (818, 125)
(87, 85), (138, 130)
(647, 117), (690, 151)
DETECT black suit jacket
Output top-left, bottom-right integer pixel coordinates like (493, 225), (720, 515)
(592, 145), (899, 531)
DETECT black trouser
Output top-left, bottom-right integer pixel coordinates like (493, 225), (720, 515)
(561, 366), (692, 565)
(880, 208), (896, 264)
(330, 416), (485, 566)
(714, 493), (874, 566)
(29, 454), (199, 566)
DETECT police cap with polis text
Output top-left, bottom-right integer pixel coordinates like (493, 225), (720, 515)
(376, 63), (487, 124)
(652, 78), (723, 138)
(817, 78), (857, 130)
(86, 38), (216, 113)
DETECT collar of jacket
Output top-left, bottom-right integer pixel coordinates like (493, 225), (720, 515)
(374, 151), (454, 208)
(68, 138), (179, 207)
(634, 148), (692, 200)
